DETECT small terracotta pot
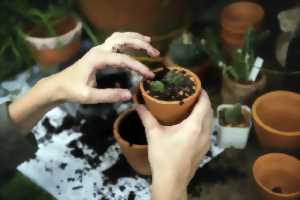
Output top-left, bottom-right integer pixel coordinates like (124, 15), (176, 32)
(140, 66), (201, 125)
(252, 91), (300, 151)
(220, 1), (264, 57)
(113, 108), (151, 175)
(24, 16), (82, 68)
(253, 153), (300, 200)
(133, 88), (145, 105)
(221, 73), (266, 104)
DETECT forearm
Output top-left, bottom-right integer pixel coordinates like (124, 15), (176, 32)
(151, 171), (188, 200)
(8, 76), (62, 135)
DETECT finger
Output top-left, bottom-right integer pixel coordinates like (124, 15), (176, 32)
(187, 90), (212, 122)
(136, 105), (160, 141)
(84, 88), (132, 104)
(92, 52), (155, 78)
(114, 38), (160, 57)
(111, 32), (151, 42)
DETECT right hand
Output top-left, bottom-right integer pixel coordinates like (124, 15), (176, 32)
(136, 91), (213, 199)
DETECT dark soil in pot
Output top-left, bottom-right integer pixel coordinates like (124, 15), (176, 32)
(143, 67), (195, 101)
(119, 111), (147, 146)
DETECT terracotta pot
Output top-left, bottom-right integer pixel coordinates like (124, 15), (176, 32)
(252, 91), (300, 151)
(77, 0), (188, 36)
(253, 153), (300, 200)
(221, 73), (266, 104)
(113, 108), (151, 175)
(24, 16), (82, 68)
(140, 66), (201, 125)
(133, 87), (145, 105)
(220, 1), (265, 56)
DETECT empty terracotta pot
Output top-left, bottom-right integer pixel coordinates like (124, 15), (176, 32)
(24, 16), (82, 68)
(113, 108), (151, 175)
(220, 1), (264, 57)
(140, 66), (201, 125)
(252, 91), (300, 150)
(253, 153), (300, 200)
(221, 73), (266, 104)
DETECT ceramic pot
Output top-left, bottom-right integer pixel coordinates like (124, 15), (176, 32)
(140, 66), (201, 125)
(113, 108), (151, 175)
(24, 16), (82, 68)
(253, 153), (300, 200)
(220, 1), (264, 57)
(252, 91), (300, 151)
(217, 104), (252, 149)
(221, 73), (266, 104)
(77, 0), (188, 36)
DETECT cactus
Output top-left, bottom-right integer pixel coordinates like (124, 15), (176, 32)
(163, 71), (185, 86)
(223, 104), (243, 126)
(149, 81), (165, 93)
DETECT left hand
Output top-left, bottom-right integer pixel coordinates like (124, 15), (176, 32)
(45, 32), (160, 104)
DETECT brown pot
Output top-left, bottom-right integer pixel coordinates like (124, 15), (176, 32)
(253, 153), (300, 200)
(113, 108), (151, 175)
(140, 66), (201, 125)
(252, 91), (300, 151)
(221, 73), (266, 104)
(24, 16), (82, 68)
(77, 0), (188, 36)
(220, 1), (265, 56)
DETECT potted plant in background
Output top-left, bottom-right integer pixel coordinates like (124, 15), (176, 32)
(220, 1), (265, 58)
(201, 28), (267, 104)
(23, 1), (83, 69)
(217, 104), (251, 149)
(164, 31), (209, 79)
(113, 108), (151, 175)
(0, 0), (33, 82)
(139, 66), (201, 125)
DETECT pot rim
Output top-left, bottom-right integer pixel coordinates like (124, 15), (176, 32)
(113, 108), (148, 149)
(24, 16), (82, 49)
(252, 90), (300, 136)
(252, 153), (300, 197)
(217, 104), (252, 129)
(140, 66), (201, 104)
(223, 72), (266, 88)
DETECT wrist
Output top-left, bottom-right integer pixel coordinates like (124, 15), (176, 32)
(152, 170), (188, 200)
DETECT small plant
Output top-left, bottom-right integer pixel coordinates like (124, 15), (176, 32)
(168, 32), (203, 66)
(200, 28), (269, 82)
(149, 71), (185, 93)
(221, 104), (243, 126)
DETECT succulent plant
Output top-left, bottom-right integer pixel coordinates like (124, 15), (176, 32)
(168, 32), (203, 66)
(222, 104), (243, 126)
(149, 81), (165, 93)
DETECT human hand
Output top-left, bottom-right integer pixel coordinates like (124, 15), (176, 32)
(46, 32), (159, 104)
(136, 91), (213, 200)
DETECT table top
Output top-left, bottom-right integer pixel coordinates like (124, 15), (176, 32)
(0, 67), (224, 200)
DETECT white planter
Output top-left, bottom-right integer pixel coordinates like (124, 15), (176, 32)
(216, 104), (252, 149)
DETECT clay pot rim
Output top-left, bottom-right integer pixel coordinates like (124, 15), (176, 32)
(252, 90), (300, 136)
(221, 1), (264, 33)
(252, 153), (300, 197)
(24, 16), (82, 46)
(140, 66), (201, 104)
(223, 72), (266, 88)
(113, 108), (148, 149)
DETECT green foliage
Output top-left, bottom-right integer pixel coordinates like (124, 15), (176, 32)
(169, 32), (203, 66)
(163, 71), (185, 86)
(150, 81), (166, 93)
(200, 27), (269, 82)
(222, 104), (243, 126)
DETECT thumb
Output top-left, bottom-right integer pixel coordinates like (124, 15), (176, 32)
(136, 105), (160, 141)
(86, 88), (132, 104)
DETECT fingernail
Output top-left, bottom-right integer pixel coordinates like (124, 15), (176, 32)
(154, 49), (160, 56)
(148, 71), (155, 79)
(144, 36), (151, 41)
(121, 91), (132, 101)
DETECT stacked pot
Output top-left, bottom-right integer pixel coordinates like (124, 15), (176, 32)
(220, 1), (265, 58)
